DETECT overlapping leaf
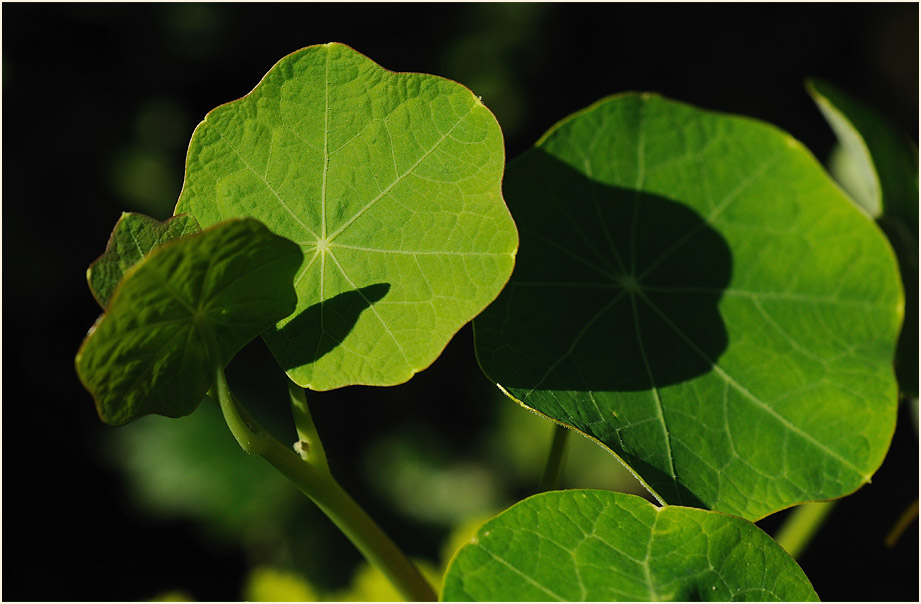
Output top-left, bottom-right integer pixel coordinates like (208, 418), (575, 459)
(76, 219), (302, 425)
(87, 212), (200, 307)
(807, 78), (918, 226)
(175, 42), (517, 390)
(474, 94), (903, 519)
(808, 78), (918, 397)
(442, 490), (818, 601)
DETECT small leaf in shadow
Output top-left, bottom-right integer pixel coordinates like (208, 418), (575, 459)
(88, 212), (201, 308)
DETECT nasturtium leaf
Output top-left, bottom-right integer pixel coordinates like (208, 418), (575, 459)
(88, 212), (201, 308)
(76, 218), (302, 425)
(807, 78), (918, 397)
(175, 42), (517, 390)
(474, 94), (903, 519)
(806, 78), (919, 228)
(441, 490), (818, 602)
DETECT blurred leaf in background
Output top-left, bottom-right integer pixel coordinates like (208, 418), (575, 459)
(362, 424), (502, 526)
(331, 560), (442, 602)
(439, 3), (551, 141)
(484, 390), (656, 498)
(148, 590), (195, 602)
(103, 400), (299, 540)
(242, 566), (318, 602)
(107, 98), (189, 217)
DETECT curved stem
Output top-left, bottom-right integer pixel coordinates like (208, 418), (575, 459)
(540, 423), (571, 491)
(213, 366), (436, 602)
(774, 501), (836, 559)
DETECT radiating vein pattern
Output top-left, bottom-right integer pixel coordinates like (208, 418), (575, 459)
(176, 43), (517, 390)
(474, 94), (902, 520)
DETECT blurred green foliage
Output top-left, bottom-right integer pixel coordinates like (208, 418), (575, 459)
(107, 99), (189, 217)
(104, 383), (649, 600)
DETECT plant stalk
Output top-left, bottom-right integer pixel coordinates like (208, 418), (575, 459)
(884, 499), (919, 547)
(288, 382), (330, 473)
(214, 366), (436, 602)
(540, 423), (571, 491)
(773, 500), (837, 559)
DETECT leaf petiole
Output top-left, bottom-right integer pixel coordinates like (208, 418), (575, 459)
(540, 423), (571, 491)
(213, 365), (436, 602)
(774, 500), (837, 559)
(288, 383), (330, 473)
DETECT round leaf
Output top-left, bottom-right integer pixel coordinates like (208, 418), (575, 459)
(176, 43), (517, 390)
(87, 212), (200, 308)
(474, 94), (903, 519)
(76, 218), (302, 425)
(442, 490), (819, 602)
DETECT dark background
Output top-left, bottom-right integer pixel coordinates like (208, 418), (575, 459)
(3, 3), (918, 601)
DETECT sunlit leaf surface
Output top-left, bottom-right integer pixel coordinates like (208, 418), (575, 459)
(442, 490), (819, 602)
(176, 43), (517, 390)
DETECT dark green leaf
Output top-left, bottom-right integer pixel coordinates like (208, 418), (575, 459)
(474, 94), (903, 519)
(442, 490), (818, 602)
(76, 218), (302, 425)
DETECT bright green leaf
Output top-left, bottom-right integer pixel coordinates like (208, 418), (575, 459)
(76, 218), (302, 425)
(176, 42), (517, 390)
(474, 94), (902, 519)
(441, 490), (819, 602)
(807, 78), (918, 397)
(87, 212), (200, 308)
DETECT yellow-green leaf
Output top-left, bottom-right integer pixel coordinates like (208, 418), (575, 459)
(176, 43), (517, 390)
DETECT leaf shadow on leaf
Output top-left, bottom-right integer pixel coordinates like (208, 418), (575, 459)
(476, 151), (734, 504)
(268, 283), (391, 370)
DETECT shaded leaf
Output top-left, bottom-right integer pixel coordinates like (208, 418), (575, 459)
(474, 94), (902, 519)
(87, 212), (200, 307)
(176, 42), (517, 390)
(442, 490), (819, 602)
(76, 218), (302, 425)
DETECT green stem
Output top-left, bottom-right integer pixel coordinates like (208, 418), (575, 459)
(213, 366), (436, 602)
(773, 501), (837, 559)
(885, 499), (919, 547)
(288, 383), (330, 473)
(540, 423), (571, 491)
